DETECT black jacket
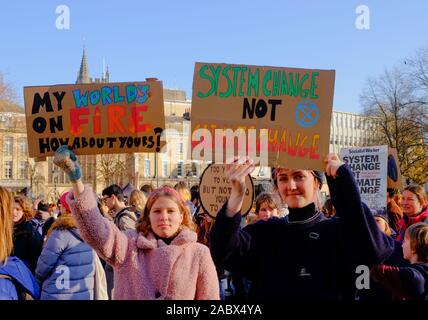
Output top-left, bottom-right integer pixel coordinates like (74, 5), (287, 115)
(13, 220), (44, 274)
(209, 164), (394, 299)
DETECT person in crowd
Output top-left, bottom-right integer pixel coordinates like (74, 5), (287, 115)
(0, 187), (39, 300)
(209, 154), (394, 299)
(394, 192), (403, 209)
(322, 198), (336, 218)
(371, 223), (428, 300)
(387, 188), (403, 234)
(52, 145), (219, 300)
(373, 209), (393, 237)
(175, 181), (197, 216)
(140, 184), (154, 198)
(128, 190), (147, 219)
(102, 184), (138, 231)
(35, 191), (95, 300)
(357, 209), (408, 300)
(253, 192), (279, 221)
(12, 195), (43, 274)
(396, 186), (428, 242)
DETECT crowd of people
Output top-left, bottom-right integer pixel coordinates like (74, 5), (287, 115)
(0, 145), (427, 300)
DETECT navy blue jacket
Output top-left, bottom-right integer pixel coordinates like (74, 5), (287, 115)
(0, 256), (40, 300)
(209, 164), (394, 299)
(13, 220), (44, 274)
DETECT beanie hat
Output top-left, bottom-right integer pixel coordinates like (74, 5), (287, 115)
(60, 191), (71, 213)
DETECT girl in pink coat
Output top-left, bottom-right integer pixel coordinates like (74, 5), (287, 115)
(53, 146), (219, 300)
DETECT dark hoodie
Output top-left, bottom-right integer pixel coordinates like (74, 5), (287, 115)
(209, 164), (394, 299)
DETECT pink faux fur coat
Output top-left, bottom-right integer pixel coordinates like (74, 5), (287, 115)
(67, 187), (219, 300)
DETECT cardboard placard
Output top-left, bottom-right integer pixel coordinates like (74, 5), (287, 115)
(199, 164), (254, 219)
(387, 148), (403, 190)
(190, 62), (335, 170)
(340, 146), (388, 211)
(24, 80), (165, 158)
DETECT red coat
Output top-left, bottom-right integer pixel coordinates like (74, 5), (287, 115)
(396, 206), (428, 242)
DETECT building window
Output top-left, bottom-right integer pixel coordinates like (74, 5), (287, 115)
(178, 142), (183, 154)
(19, 138), (27, 154)
(19, 161), (28, 179)
(177, 161), (183, 177)
(162, 160), (168, 178)
(144, 159), (151, 177)
(4, 161), (13, 179)
(4, 137), (13, 155)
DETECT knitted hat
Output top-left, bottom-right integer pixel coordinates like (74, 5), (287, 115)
(60, 191), (71, 213)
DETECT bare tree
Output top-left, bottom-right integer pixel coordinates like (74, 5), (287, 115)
(96, 154), (127, 187)
(361, 63), (428, 185)
(0, 73), (17, 103)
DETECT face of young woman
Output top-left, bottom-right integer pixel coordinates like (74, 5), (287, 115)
(13, 202), (24, 223)
(401, 190), (423, 217)
(257, 202), (278, 221)
(276, 169), (317, 209)
(149, 196), (183, 238)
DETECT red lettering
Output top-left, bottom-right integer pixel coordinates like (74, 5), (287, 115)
(93, 107), (101, 135)
(130, 105), (151, 133)
(70, 108), (89, 136)
(108, 106), (126, 134)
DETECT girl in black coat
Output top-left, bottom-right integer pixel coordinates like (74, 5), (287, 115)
(209, 154), (394, 299)
(13, 195), (44, 274)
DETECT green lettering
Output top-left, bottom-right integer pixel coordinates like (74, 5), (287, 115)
(280, 71), (288, 95)
(300, 73), (309, 98)
(238, 66), (247, 97)
(310, 72), (319, 99)
(289, 72), (300, 97)
(219, 65), (232, 98)
(272, 71), (281, 96)
(263, 70), (272, 96)
(197, 65), (219, 98)
(247, 68), (259, 96)
(232, 66), (240, 96)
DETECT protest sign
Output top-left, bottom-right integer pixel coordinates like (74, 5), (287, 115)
(199, 164), (254, 218)
(387, 147), (403, 190)
(190, 62), (335, 170)
(24, 80), (165, 158)
(340, 146), (388, 211)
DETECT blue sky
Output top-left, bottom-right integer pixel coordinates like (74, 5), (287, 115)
(1, 0), (427, 113)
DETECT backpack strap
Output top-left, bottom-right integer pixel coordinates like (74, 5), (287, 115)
(114, 207), (137, 224)
(68, 228), (84, 243)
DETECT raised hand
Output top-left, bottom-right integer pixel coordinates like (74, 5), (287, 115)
(53, 145), (82, 182)
(324, 153), (344, 179)
(225, 158), (255, 216)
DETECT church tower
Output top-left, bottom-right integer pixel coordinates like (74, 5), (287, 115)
(76, 46), (90, 84)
